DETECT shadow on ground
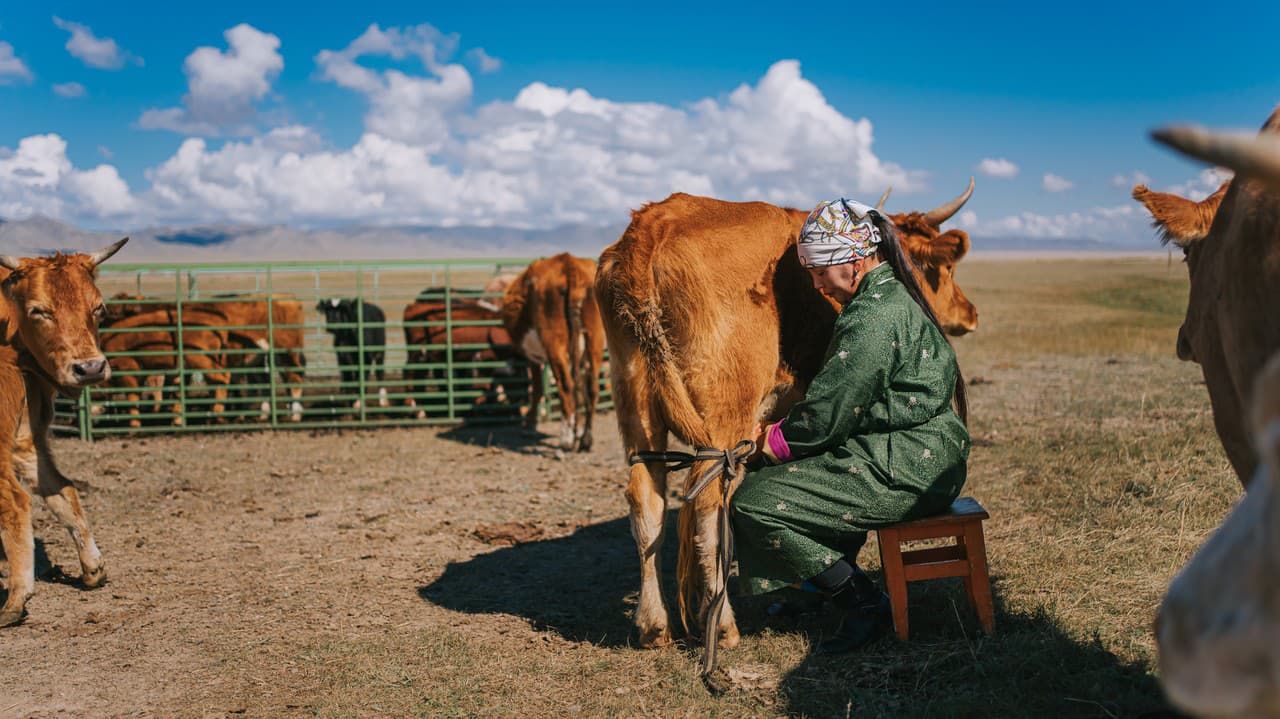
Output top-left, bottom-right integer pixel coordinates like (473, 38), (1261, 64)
(435, 422), (559, 456)
(422, 514), (655, 647)
(424, 514), (1184, 716)
(759, 577), (1186, 718)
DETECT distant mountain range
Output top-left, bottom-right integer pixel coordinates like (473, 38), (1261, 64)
(0, 214), (1159, 262)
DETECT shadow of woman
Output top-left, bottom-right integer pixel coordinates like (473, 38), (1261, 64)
(766, 575), (1187, 718)
(420, 512), (680, 648)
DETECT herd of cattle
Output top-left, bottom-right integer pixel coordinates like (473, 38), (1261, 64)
(87, 267), (602, 433)
(1, 106), (1280, 716)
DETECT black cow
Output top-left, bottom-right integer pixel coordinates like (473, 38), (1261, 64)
(316, 298), (388, 409)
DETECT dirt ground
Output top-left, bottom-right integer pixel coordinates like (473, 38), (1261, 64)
(0, 257), (1235, 718)
(2, 422), (635, 718)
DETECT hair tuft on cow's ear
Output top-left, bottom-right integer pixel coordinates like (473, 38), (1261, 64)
(1131, 184), (1223, 248)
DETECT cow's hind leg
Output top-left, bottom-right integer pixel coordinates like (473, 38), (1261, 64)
(621, 400), (672, 648)
(677, 469), (742, 651)
(678, 409), (762, 650)
(578, 341), (604, 452)
(522, 362), (545, 434)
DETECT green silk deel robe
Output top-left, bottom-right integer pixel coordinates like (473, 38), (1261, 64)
(732, 262), (970, 595)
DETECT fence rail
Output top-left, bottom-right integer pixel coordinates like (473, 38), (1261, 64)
(56, 258), (612, 440)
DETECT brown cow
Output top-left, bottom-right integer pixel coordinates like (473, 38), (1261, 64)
(102, 295), (307, 422)
(99, 308), (233, 427)
(0, 239), (127, 626)
(501, 254), (606, 451)
(1130, 108), (1280, 486)
(402, 300), (518, 419)
(1138, 115), (1280, 717)
(598, 184), (978, 649)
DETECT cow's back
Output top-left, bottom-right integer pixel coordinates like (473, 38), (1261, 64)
(599, 193), (797, 353)
(598, 193), (805, 446)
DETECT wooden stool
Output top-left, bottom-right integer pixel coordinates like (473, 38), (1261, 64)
(875, 496), (994, 640)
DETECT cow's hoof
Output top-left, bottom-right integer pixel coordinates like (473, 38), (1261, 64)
(718, 624), (741, 650)
(0, 607), (27, 627)
(578, 434), (593, 452)
(638, 627), (673, 648)
(82, 564), (107, 589)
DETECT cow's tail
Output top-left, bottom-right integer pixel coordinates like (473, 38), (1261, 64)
(601, 221), (720, 637)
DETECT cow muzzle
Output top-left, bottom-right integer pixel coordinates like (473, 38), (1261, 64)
(1175, 326), (1196, 362)
(70, 356), (110, 385)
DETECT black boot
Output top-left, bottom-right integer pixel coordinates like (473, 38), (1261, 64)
(817, 568), (890, 655)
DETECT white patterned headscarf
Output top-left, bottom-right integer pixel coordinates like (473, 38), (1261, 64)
(796, 198), (883, 268)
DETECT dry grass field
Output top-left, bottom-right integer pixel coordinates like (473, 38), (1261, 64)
(1, 255), (1236, 718)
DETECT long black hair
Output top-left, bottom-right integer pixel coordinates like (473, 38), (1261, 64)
(868, 211), (969, 425)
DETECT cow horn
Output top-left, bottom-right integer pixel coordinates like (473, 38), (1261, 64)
(0, 255), (20, 271)
(1152, 126), (1280, 190)
(923, 177), (975, 226)
(88, 237), (129, 267)
(875, 187), (892, 212)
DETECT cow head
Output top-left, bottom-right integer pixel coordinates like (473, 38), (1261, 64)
(885, 178), (979, 335)
(316, 297), (356, 332)
(0, 238), (128, 388)
(1157, 351), (1280, 718)
(1132, 181), (1232, 363)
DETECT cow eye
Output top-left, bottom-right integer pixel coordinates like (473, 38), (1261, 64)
(27, 306), (52, 321)
(93, 304), (107, 320)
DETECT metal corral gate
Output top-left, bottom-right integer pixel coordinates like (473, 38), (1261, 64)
(55, 258), (613, 439)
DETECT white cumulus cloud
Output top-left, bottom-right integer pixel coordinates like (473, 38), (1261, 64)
(976, 157), (1019, 179)
(316, 24), (472, 150)
(1167, 167), (1233, 201)
(467, 47), (502, 73)
(0, 41), (33, 84)
(0, 134), (137, 220)
(1111, 170), (1151, 188)
(52, 17), (140, 70)
(53, 81), (86, 98)
(1042, 173), (1074, 192)
(138, 24), (283, 136)
(966, 204), (1143, 241)
(5, 55), (924, 231)
(137, 57), (922, 227)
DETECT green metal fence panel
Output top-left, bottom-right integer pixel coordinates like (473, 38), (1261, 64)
(54, 258), (614, 439)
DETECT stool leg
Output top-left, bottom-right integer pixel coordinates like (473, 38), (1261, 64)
(962, 522), (995, 636)
(958, 534), (976, 610)
(877, 528), (909, 640)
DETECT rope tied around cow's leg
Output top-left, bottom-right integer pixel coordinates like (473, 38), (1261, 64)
(629, 439), (755, 685)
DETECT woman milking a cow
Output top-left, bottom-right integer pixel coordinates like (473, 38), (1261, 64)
(733, 198), (970, 654)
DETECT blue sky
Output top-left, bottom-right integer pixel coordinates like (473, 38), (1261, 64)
(0, 0), (1276, 242)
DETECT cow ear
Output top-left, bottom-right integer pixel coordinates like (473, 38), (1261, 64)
(1131, 183), (1226, 247)
(905, 229), (970, 266)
